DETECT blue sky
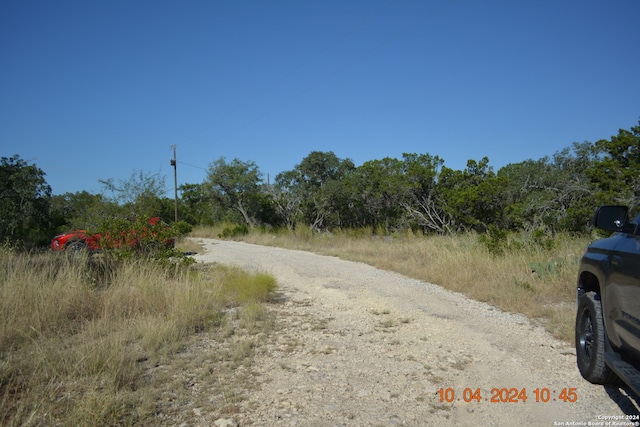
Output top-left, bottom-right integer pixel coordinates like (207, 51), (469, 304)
(1, 0), (639, 197)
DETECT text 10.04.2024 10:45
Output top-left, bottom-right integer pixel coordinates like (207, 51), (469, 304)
(437, 387), (578, 403)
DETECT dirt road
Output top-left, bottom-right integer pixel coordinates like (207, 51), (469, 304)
(193, 238), (639, 426)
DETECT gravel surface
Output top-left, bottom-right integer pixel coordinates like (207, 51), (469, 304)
(192, 238), (640, 426)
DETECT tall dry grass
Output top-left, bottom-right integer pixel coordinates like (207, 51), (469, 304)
(195, 226), (590, 343)
(0, 248), (277, 426)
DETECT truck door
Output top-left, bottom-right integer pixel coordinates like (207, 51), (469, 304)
(604, 232), (640, 357)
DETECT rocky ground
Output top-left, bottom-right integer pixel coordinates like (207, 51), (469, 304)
(189, 238), (640, 426)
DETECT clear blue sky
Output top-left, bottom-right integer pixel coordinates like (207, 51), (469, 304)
(2, 0), (639, 197)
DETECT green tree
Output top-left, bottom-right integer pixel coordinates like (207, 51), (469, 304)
(99, 170), (169, 219)
(399, 153), (449, 233)
(203, 157), (265, 226)
(588, 121), (640, 208)
(51, 191), (119, 231)
(499, 143), (597, 233)
(342, 153), (447, 233)
(269, 181), (302, 230)
(275, 151), (354, 230)
(178, 183), (214, 225)
(343, 157), (406, 230)
(550, 144), (598, 232)
(439, 157), (507, 232)
(0, 155), (53, 247)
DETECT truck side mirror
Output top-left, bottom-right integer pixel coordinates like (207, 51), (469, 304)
(593, 205), (630, 232)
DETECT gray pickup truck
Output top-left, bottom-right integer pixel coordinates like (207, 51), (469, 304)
(576, 205), (640, 395)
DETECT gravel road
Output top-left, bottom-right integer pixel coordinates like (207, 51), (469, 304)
(192, 238), (640, 426)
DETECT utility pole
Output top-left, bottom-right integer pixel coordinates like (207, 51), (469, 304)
(170, 145), (178, 222)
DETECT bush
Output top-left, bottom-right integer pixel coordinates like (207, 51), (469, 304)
(478, 225), (509, 255)
(171, 220), (193, 235)
(219, 224), (250, 239)
(530, 228), (556, 251)
(479, 227), (558, 256)
(90, 216), (193, 266)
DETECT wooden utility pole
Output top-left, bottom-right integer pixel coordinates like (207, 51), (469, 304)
(170, 145), (178, 222)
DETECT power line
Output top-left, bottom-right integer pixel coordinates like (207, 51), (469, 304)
(176, 160), (207, 171)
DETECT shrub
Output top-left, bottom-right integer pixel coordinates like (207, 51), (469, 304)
(478, 225), (509, 255)
(171, 220), (193, 235)
(219, 224), (250, 239)
(530, 228), (556, 251)
(89, 216), (194, 267)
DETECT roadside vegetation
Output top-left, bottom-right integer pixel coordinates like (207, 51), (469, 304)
(0, 245), (277, 426)
(1, 120), (638, 424)
(192, 223), (597, 343)
(3, 122), (639, 251)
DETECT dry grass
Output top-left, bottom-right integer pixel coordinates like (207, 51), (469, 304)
(191, 226), (588, 343)
(174, 235), (204, 254)
(0, 248), (277, 426)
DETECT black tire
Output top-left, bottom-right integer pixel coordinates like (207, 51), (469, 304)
(65, 239), (88, 254)
(575, 291), (617, 384)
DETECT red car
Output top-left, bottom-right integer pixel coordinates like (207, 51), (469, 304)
(51, 217), (175, 252)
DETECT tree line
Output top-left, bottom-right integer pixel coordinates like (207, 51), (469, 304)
(2, 121), (639, 248)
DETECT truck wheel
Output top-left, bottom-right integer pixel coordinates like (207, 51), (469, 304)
(575, 291), (617, 384)
(65, 239), (88, 254)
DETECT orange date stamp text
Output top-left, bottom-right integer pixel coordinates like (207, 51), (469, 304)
(437, 387), (578, 403)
